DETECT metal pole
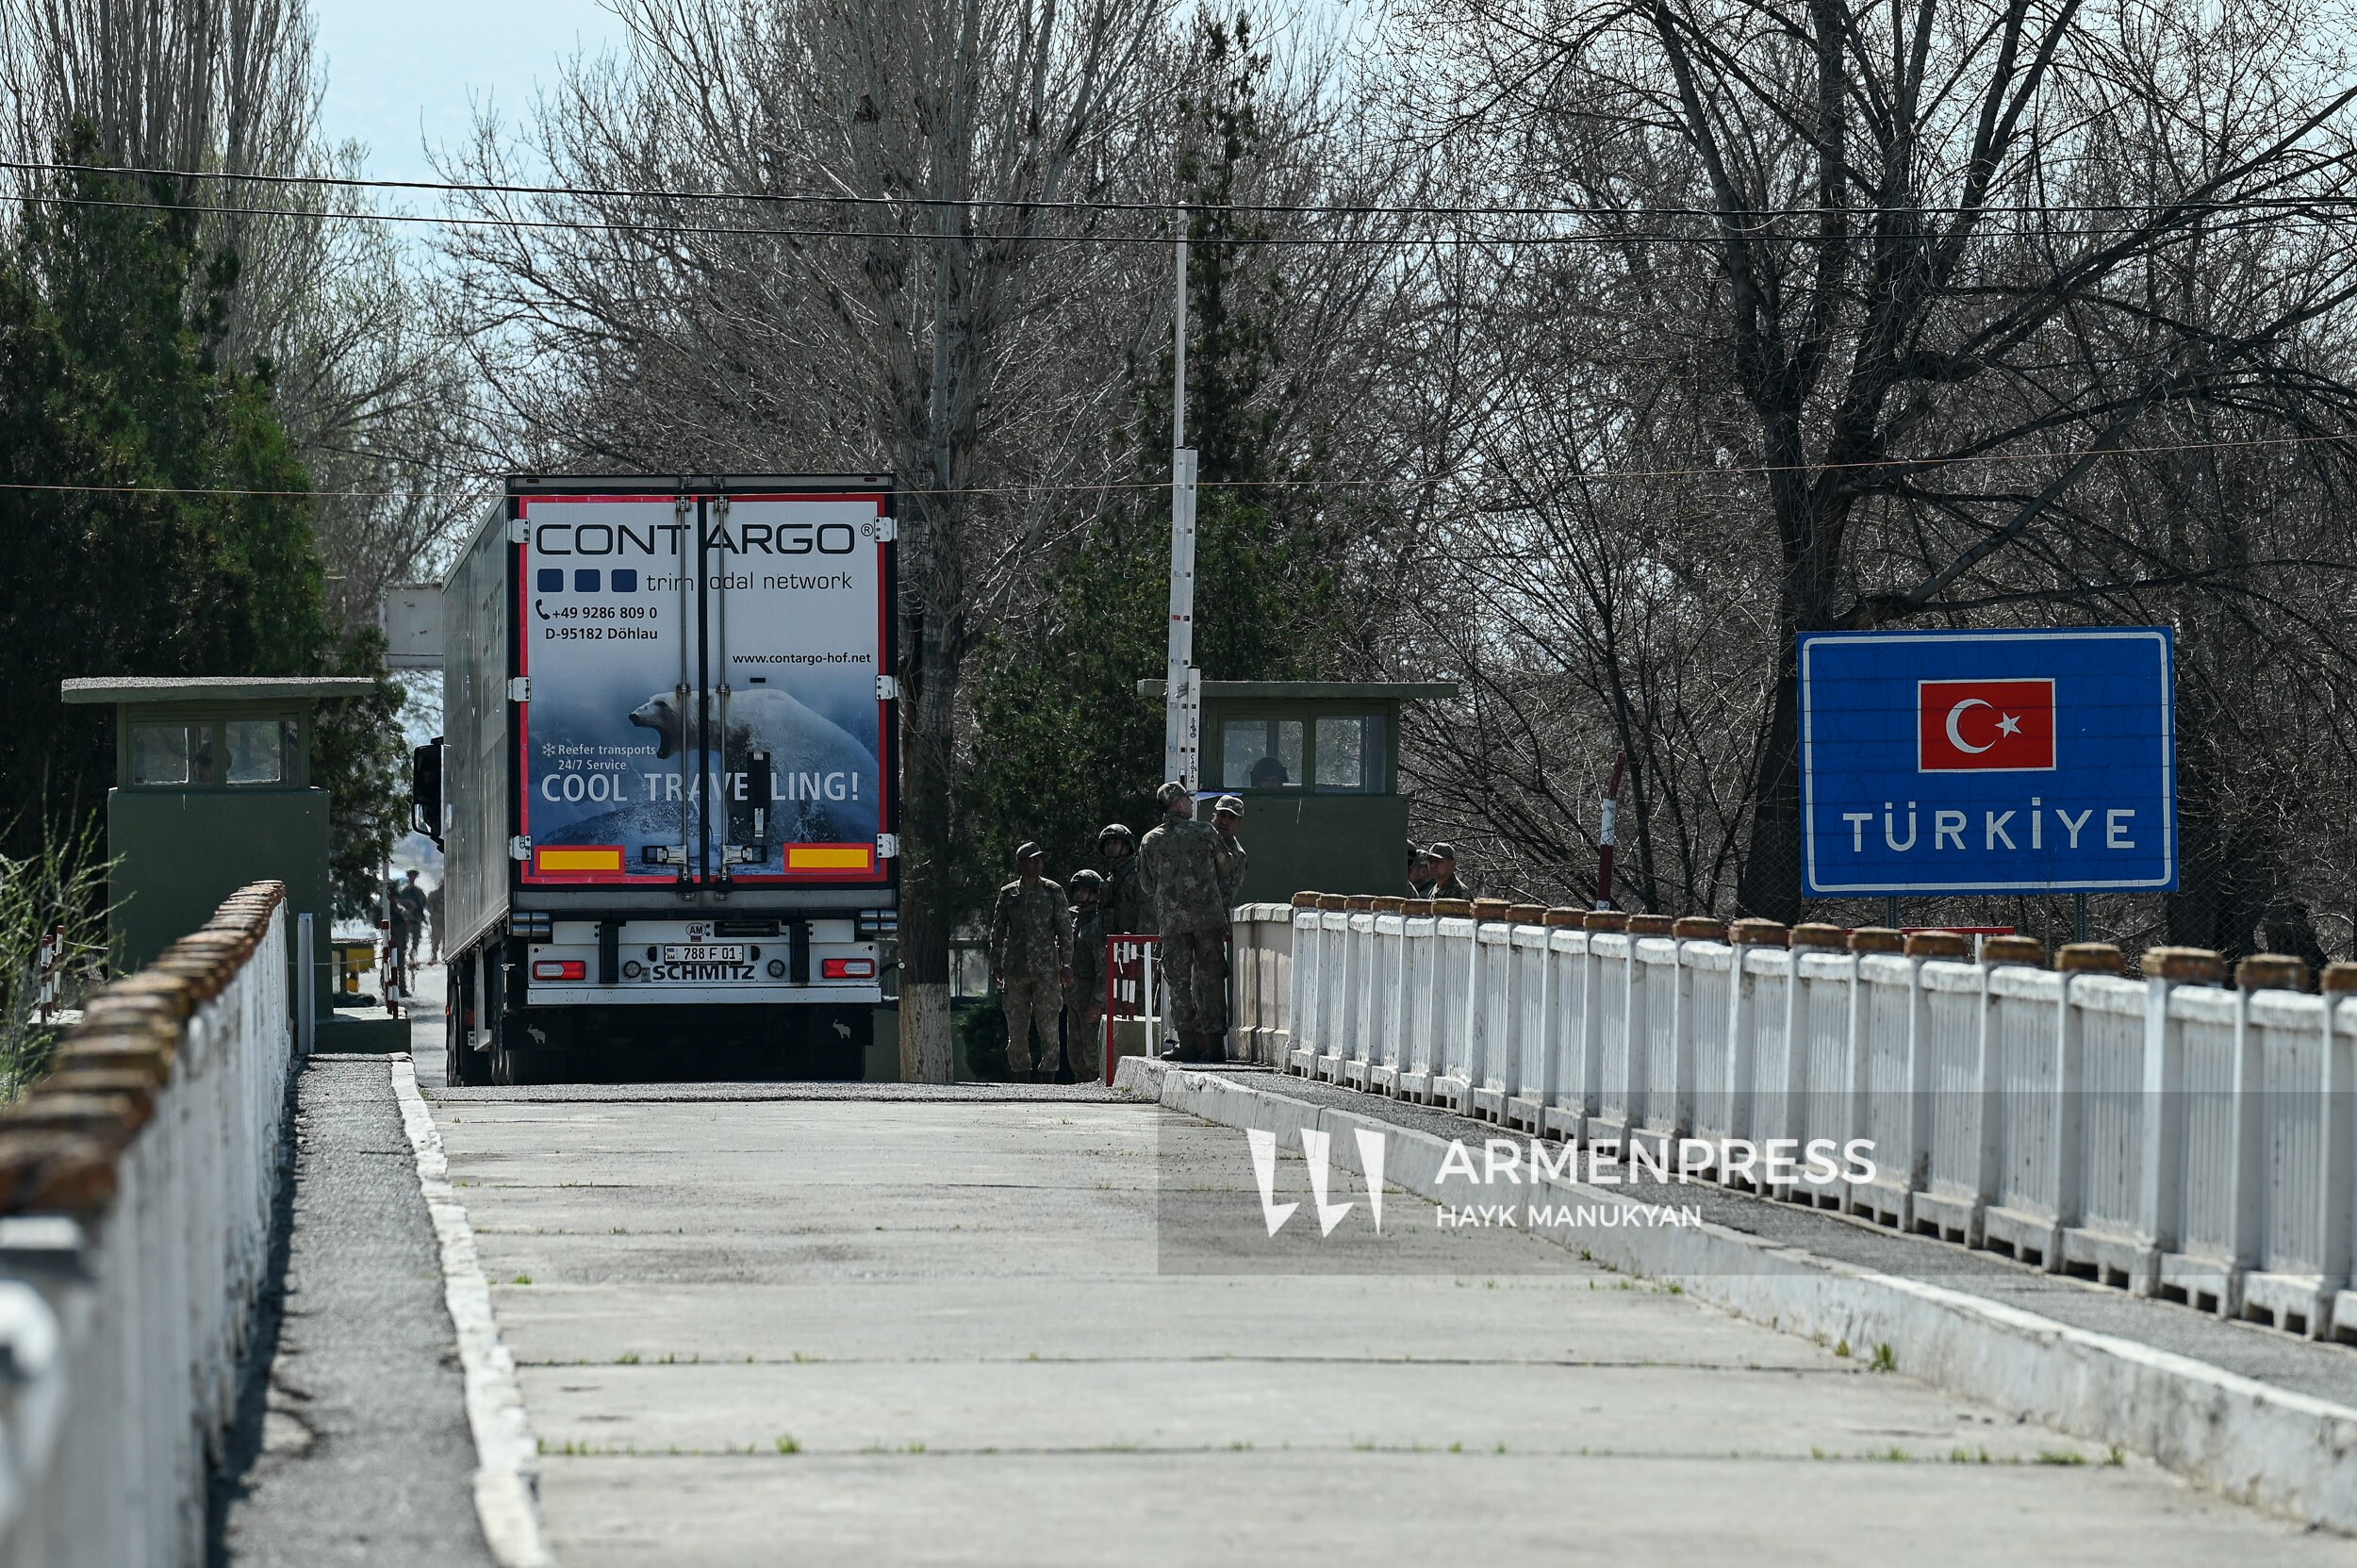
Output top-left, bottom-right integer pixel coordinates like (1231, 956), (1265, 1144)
(675, 492), (694, 885)
(1163, 207), (1199, 789)
(1884, 896), (1901, 930)
(2073, 892), (2090, 944)
(297, 914), (316, 1055)
(714, 492), (733, 885)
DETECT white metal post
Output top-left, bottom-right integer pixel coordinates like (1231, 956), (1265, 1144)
(1163, 208), (1199, 788)
(297, 913), (315, 1055)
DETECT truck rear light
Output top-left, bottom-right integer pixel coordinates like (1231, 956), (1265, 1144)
(533, 960), (586, 981)
(821, 958), (875, 980)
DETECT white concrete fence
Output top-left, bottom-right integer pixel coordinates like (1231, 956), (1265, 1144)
(1228, 894), (2357, 1341)
(0, 883), (296, 1568)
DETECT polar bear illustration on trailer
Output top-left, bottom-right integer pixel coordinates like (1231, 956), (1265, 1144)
(627, 686), (880, 844)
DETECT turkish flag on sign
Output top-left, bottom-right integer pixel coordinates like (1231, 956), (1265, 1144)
(1918, 678), (2056, 771)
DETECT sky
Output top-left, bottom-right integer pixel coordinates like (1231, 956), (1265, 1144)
(311, 1), (629, 184)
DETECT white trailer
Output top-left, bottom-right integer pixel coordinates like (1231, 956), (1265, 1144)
(420, 476), (898, 1083)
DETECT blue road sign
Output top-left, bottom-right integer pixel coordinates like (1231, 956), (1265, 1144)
(1799, 628), (2176, 896)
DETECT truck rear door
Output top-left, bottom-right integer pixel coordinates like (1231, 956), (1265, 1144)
(513, 487), (895, 888)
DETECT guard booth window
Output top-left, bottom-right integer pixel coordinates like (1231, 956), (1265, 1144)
(1315, 715), (1385, 792)
(1223, 718), (1304, 789)
(126, 718), (300, 788)
(228, 719), (295, 784)
(131, 724), (210, 786)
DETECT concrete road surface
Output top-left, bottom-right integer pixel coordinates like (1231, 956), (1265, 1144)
(434, 1093), (2348, 1565)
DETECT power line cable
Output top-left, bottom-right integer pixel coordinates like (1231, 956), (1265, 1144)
(3, 187), (2341, 251)
(7, 156), (2356, 224)
(8, 425), (2354, 503)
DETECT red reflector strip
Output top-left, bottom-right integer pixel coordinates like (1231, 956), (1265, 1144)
(532, 960), (586, 981)
(821, 958), (876, 980)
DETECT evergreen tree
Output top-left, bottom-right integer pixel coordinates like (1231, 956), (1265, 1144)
(0, 133), (402, 917)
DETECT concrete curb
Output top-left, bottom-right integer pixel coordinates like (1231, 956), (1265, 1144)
(1118, 1058), (2357, 1532)
(391, 1057), (556, 1567)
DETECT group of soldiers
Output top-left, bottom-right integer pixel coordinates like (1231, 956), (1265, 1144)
(987, 784), (1249, 1081)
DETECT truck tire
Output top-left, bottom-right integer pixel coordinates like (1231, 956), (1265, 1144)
(449, 1017), (488, 1086)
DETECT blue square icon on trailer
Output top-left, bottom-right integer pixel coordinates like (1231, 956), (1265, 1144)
(574, 569), (601, 592)
(536, 568), (563, 592)
(612, 569), (638, 593)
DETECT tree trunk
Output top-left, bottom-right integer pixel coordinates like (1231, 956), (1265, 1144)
(897, 487), (967, 1082)
(1736, 636), (1806, 924)
(897, 671), (958, 1081)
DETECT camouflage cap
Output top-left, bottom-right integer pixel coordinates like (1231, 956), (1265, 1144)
(1068, 868), (1103, 888)
(1155, 781), (1192, 807)
(1014, 841), (1044, 862)
(1097, 822), (1135, 844)
(1214, 795), (1244, 817)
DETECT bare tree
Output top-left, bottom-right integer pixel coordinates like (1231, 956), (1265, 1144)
(1388, 0), (2357, 929)
(0, 0), (481, 623)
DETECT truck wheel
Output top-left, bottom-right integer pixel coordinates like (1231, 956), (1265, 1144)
(450, 1022), (487, 1086)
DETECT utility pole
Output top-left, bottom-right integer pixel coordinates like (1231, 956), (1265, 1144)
(1162, 206), (1200, 791)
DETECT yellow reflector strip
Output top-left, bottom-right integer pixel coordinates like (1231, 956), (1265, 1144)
(536, 847), (623, 873)
(788, 846), (872, 870)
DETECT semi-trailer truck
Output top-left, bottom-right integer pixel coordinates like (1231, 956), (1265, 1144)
(417, 475), (898, 1083)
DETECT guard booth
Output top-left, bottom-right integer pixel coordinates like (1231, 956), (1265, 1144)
(61, 676), (379, 1031)
(1140, 680), (1459, 902)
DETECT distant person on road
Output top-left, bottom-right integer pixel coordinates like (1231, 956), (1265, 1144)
(989, 842), (1073, 1082)
(383, 879), (410, 962)
(1426, 844), (1471, 900)
(1097, 822), (1147, 935)
(1139, 784), (1239, 1064)
(1408, 844), (1436, 899)
(1065, 869), (1106, 1081)
(395, 870), (429, 955)
(423, 879), (444, 964)
(1212, 796), (1248, 908)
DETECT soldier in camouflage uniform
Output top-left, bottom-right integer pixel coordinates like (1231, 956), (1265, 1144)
(1137, 783), (1239, 1063)
(1064, 868), (1106, 1081)
(988, 842), (1073, 1081)
(1212, 796), (1248, 908)
(1097, 822), (1148, 935)
(1426, 842), (1472, 900)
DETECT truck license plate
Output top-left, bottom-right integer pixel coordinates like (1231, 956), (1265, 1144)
(662, 944), (746, 964)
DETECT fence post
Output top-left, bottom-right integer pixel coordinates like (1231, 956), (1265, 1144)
(1723, 921), (1788, 1160)
(2325, 964), (2357, 1335)
(2135, 946), (2225, 1296)
(2226, 956), (2311, 1311)
(1286, 894), (1321, 1075)
(2046, 942), (2108, 1241)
